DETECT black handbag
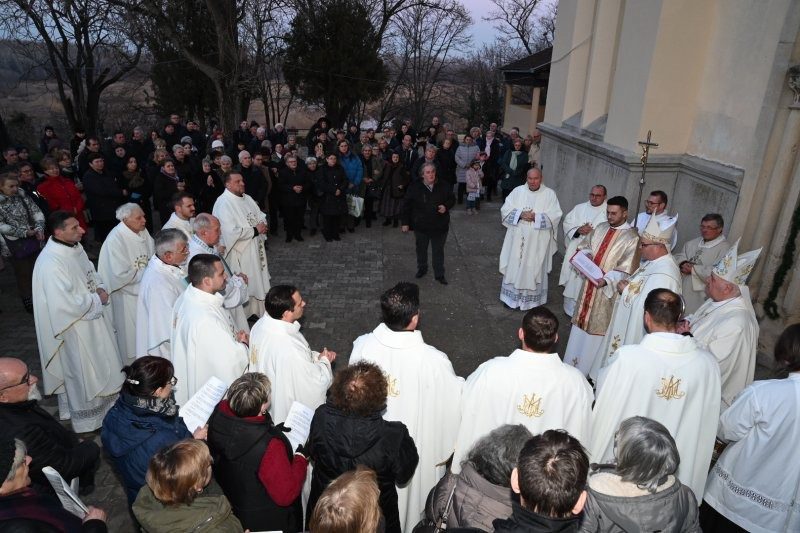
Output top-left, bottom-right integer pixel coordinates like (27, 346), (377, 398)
(412, 482), (457, 533)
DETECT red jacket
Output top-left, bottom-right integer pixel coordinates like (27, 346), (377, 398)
(37, 176), (87, 230)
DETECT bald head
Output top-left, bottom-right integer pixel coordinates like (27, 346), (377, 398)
(0, 358), (37, 403)
(192, 213), (221, 247)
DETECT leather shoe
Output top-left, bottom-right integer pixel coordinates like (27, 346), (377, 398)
(415, 270), (427, 279)
(435, 277), (448, 285)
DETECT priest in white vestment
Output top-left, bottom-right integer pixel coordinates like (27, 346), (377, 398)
(188, 213), (250, 332)
(160, 191), (196, 240)
(590, 288), (720, 501)
(32, 213), (124, 432)
(135, 229), (188, 359)
(170, 254), (250, 406)
(679, 239), (762, 410)
(97, 203), (154, 364)
(558, 185), (607, 316)
(703, 326), (800, 533)
(499, 168), (562, 309)
(673, 214), (730, 314)
(564, 197), (639, 375)
(249, 285), (334, 422)
(213, 171), (270, 318)
(350, 282), (464, 533)
(452, 307), (592, 471)
(591, 214), (681, 379)
(634, 190), (677, 251)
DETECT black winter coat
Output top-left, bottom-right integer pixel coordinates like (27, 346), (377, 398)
(306, 403), (419, 533)
(82, 169), (125, 221)
(319, 164), (348, 215)
(401, 179), (456, 232)
(0, 400), (100, 490)
(207, 403), (303, 533)
(493, 502), (581, 533)
(278, 166), (309, 208)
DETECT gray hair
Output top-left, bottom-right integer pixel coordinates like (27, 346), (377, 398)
(614, 416), (680, 494)
(425, 144), (438, 153)
(227, 372), (272, 417)
(192, 213), (218, 233)
(115, 203), (143, 222)
(5, 439), (26, 483)
(154, 228), (188, 258)
(238, 150), (251, 163)
(133, 126), (144, 135)
(220, 155), (232, 165)
(305, 157), (318, 166)
(172, 144), (183, 153)
(421, 162), (437, 174)
(464, 424), (533, 487)
(284, 154), (298, 164)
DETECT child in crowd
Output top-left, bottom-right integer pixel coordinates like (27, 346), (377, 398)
(465, 159), (483, 214)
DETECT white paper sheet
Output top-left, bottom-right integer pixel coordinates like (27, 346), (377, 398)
(569, 249), (605, 284)
(283, 401), (314, 451)
(179, 376), (228, 432)
(42, 466), (88, 518)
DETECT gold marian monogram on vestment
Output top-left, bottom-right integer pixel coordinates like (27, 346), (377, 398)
(655, 375), (686, 400)
(250, 347), (258, 365)
(386, 374), (400, 397)
(517, 393), (544, 418)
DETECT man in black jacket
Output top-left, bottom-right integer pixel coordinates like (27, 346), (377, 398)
(401, 163), (455, 285)
(493, 430), (588, 532)
(278, 155), (309, 242)
(82, 152), (126, 242)
(0, 358), (100, 495)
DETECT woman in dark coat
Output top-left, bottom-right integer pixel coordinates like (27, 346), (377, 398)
(277, 154), (310, 243)
(319, 153), (348, 242)
(379, 152), (409, 227)
(152, 159), (185, 224)
(436, 138), (458, 188)
(306, 362), (419, 533)
(498, 138), (529, 200)
(101, 357), (203, 505)
(207, 373), (307, 532)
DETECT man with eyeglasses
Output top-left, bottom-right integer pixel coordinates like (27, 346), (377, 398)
(0, 357), (101, 495)
(673, 214), (731, 314)
(32, 211), (124, 432)
(559, 185), (609, 316)
(635, 190), (678, 251)
(590, 214), (682, 379)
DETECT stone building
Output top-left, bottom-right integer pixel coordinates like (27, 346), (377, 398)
(540, 0), (800, 357)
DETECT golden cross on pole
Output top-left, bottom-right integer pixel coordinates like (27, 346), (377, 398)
(633, 130), (659, 229)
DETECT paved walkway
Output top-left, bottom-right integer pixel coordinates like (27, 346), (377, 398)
(0, 199), (777, 529)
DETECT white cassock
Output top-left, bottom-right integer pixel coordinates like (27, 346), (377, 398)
(188, 235), (250, 333)
(499, 184), (563, 309)
(591, 254), (681, 379)
(590, 332), (721, 501)
(97, 222), (154, 364)
(635, 212), (677, 251)
(685, 295), (758, 410)
(451, 349), (593, 470)
(558, 200), (607, 316)
(350, 324), (464, 533)
(32, 239), (124, 432)
(704, 375), (800, 533)
(673, 235), (730, 313)
(213, 189), (270, 317)
(170, 285), (249, 407)
(161, 213), (194, 241)
(249, 314), (333, 423)
(135, 255), (187, 359)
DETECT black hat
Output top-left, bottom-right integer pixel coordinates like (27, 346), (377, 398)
(0, 437), (18, 483)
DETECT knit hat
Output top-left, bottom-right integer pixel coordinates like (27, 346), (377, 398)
(180, 136), (192, 144)
(640, 214), (678, 244)
(712, 238), (762, 286)
(0, 437), (18, 483)
(211, 140), (224, 149)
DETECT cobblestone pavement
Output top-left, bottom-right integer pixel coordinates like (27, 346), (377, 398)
(0, 199), (777, 529)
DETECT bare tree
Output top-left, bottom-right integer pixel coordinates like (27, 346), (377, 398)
(484, 0), (556, 55)
(395, 1), (471, 126)
(0, 0), (143, 133)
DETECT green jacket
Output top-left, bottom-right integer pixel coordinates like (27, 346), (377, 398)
(133, 485), (243, 532)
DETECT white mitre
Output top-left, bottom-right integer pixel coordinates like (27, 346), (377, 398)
(640, 213), (678, 244)
(712, 238), (762, 286)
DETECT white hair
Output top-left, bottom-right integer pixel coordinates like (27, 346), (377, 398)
(154, 228), (187, 258)
(192, 213), (219, 232)
(115, 203), (143, 222)
(238, 150), (251, 163)
(220, 155), (232, 165)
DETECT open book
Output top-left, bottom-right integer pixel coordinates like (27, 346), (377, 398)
(569, 249), (605, 285)
(42, 466), (88, 518)
(179, 376), (228, 432)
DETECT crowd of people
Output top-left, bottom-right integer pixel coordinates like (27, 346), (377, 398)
(0, 114), (797, 533)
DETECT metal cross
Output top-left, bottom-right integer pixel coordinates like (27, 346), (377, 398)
(633, 130), (659, 228)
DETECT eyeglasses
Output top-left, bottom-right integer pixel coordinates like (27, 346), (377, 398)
(644, 200), (663, 206)
(0, 370), (31, 391)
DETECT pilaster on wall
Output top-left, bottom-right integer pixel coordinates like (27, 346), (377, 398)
(580, 0), (622, 130)
(544, 0), (596, 126)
